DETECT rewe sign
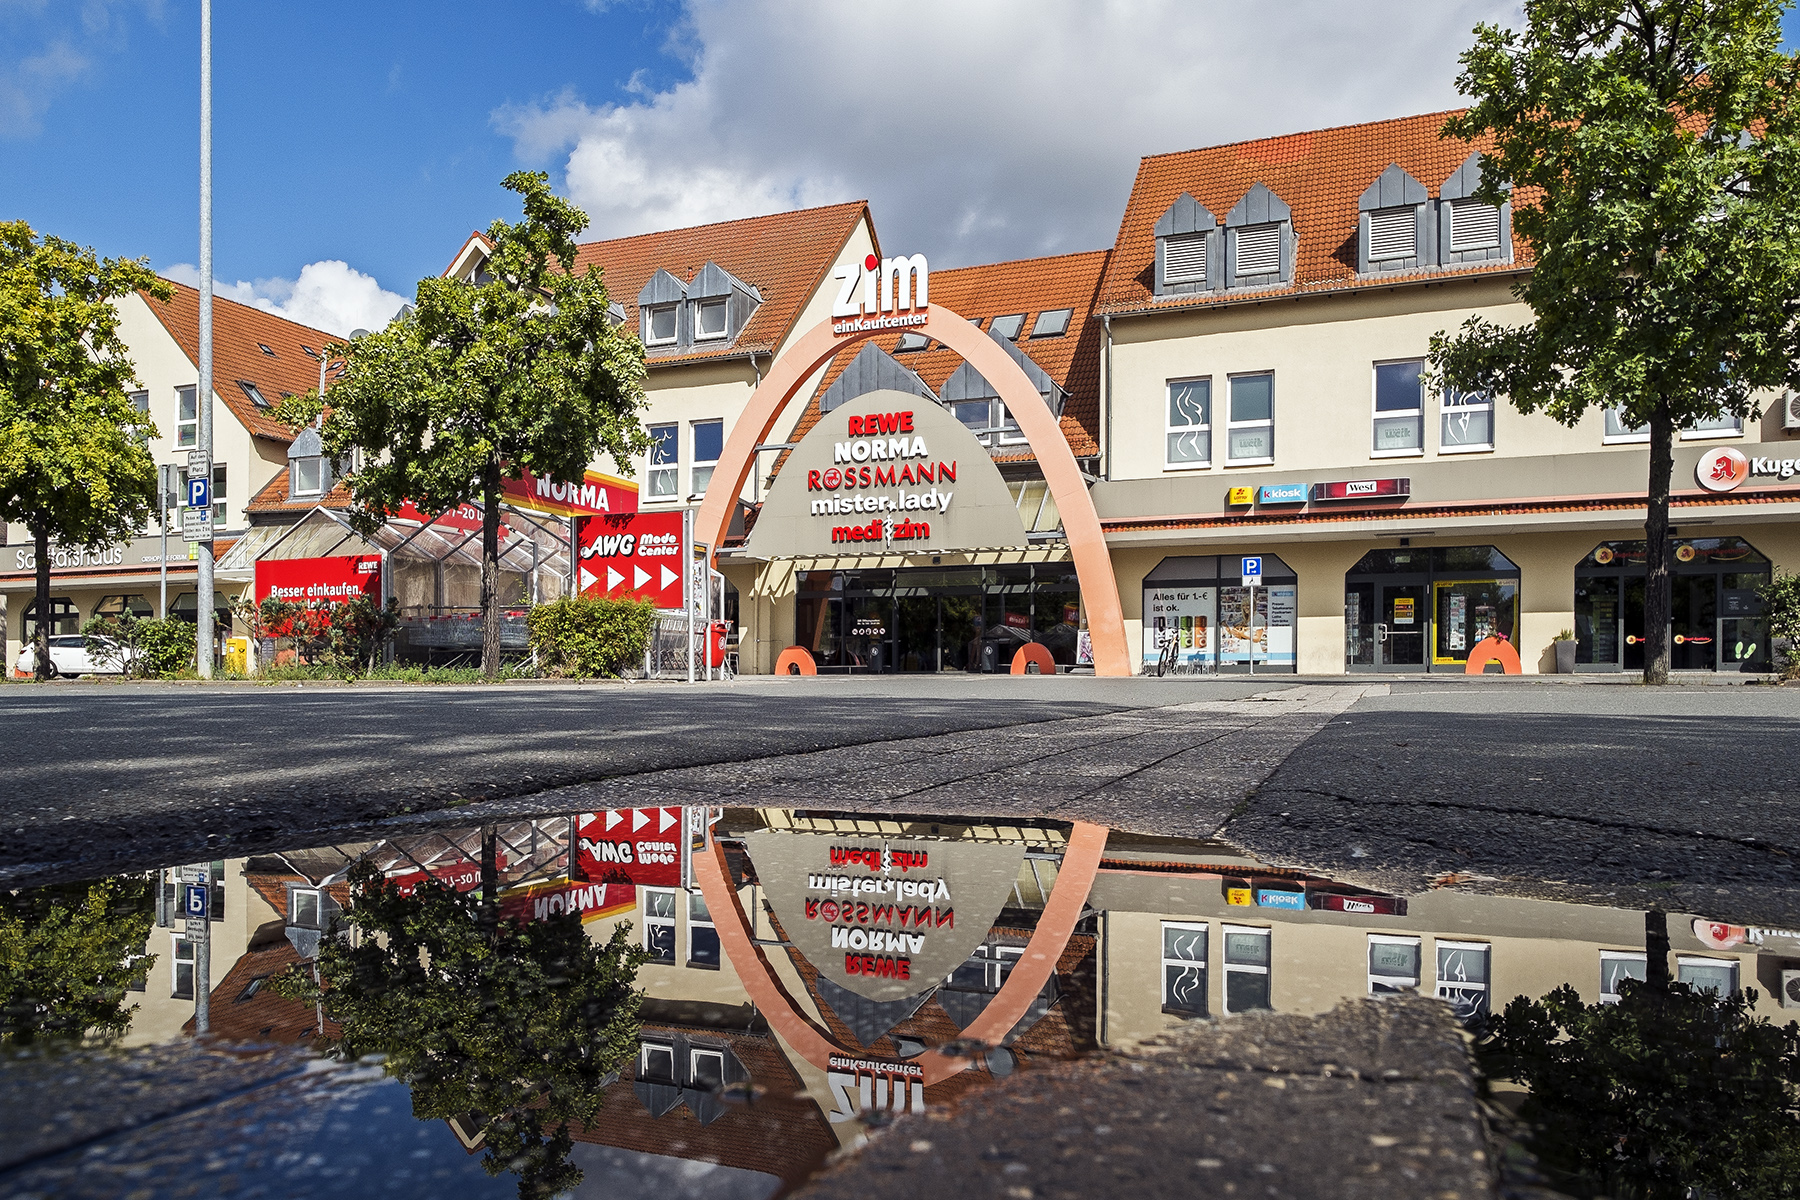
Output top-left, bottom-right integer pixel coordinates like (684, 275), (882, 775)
(255, 555), (382, 605)
(576, 512), (686, 609)
(832, 252), (929, 335)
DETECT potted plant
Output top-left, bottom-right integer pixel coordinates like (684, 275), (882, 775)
(1553, 629), (1577, 675)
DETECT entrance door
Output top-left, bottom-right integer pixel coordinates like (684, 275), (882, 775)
(1379, 584), (1428, 668)
(1345, 583), (1376, 666)
(1672, 575), (1718, 671)
(895, 596), (937, 672)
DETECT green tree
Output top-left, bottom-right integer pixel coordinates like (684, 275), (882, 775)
(309, 172), (648, 676)
(0, 223), (166, 680)
(274, 845), (648, 1199)
(1429, 0), (1800, 683)
(1485, 979), (1800, 1197)
(0, 876), (156, 1044)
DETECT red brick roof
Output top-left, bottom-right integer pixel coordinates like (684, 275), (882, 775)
(1097, 110), (1531, 316)
(568, 202), (875, 367)
(245, 465), (352, 516)
(140, 280), (336, 443)
(182, 938), (339, 1044)
(781, 249), (1111, 471)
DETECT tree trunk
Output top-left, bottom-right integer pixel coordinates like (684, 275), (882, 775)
(31, 524), (51, 681)
(1645, 909), (1671, 989)
(480, 469), (502, 678)
(1642, 401), (1674, 685)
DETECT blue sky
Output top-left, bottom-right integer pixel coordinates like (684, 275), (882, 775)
(5, 1), (1797, 335)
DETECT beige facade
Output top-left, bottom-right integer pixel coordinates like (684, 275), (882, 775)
(124, 858), (275, 1047)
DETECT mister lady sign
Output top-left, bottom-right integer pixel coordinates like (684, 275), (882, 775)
(740, 389), (1028, 559)
(740, 827), (1028, 1003)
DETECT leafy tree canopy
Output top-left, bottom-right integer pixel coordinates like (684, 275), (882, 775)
(0, 876), (156, 1045)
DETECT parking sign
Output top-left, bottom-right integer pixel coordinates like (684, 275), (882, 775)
(187, 476), (210, 509)
(1241, 556), (1263, 586)
(184, 883), (209, 919)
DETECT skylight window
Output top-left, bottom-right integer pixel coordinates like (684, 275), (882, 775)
(301, 345), (320, 360)
(1031, 309), (1073, 338)
(237, 380), (270, 409)
(989, 314), (1025, 340)
(895, 331), (930, 352)
(257, 343), (276, 357)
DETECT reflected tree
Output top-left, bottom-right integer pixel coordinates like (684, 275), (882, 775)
(0, 876), (155, 1045)
(274, 840), (648, 1199)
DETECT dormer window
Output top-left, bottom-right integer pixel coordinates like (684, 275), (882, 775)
(1153, 193), (1220, 295)
(645, 304), (677, 345)
(1358, 164), (1431, 274)
(292, 457), (323, 495)
(1368, 209), (1417, 260)
(1449, 201), (1502, 252)
(1234, 225), (1280, 275)
(1162, 234), (1207, 284)
(1224, 184), (1294, 289)
(1438, 151), (1512, 265)
(693, 298), (727, 341)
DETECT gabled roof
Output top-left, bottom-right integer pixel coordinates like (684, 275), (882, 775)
(784, 248), (1110, 465)
(452, 202), (875, 369)
(140, 280), (335, 443)
(245, 465), (352, 516)
(1097, 110), (1531, 316)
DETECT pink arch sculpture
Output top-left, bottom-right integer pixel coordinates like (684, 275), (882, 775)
(694, 309), (1132, 677)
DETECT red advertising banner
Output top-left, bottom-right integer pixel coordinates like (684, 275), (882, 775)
(1310, 892), (1409, 916)
(576, 807), (684, 887)
(1308, 478), (1411, 503)
(575, 512), (686, 609)
(502, 468), (639, 518)
(500, 879), (636, 925)
(254, 555), (382, 604)
(392, 499), (485, 534)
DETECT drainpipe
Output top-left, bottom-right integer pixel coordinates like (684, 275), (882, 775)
(1102, 314), (1113, 481)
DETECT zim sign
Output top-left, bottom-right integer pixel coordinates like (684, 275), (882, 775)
(576, 512), (686, 608)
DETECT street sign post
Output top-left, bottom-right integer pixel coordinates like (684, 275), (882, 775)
(181, 509), (212, 543)
(1240, 556), (1263, 586)
(181, 864), (211, 1033)
(1240, 557), (1262, 676)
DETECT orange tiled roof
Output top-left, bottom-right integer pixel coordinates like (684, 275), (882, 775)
(140, 280), (336, 443)
(1097, 110), (1531, 317)
(568, 202), (875, 367)
(182, 938), (340, 1044)
(245, 465), (352, 516)
(782, 249), (1111, 471)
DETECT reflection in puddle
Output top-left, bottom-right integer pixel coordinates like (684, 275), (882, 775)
(1, 807), (1796, 1197)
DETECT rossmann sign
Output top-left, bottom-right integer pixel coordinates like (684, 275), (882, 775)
(831, 252), (928, 336)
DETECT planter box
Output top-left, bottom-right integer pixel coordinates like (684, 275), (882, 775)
(1554, 639), (1577, 674)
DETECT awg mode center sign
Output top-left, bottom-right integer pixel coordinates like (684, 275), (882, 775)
(576, 512), (685, 608)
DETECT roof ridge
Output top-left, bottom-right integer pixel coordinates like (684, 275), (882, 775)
(575, 199), (870, 253)
(932, 247), (1112, 277)
(151, 276), (339, 340)
(1138, 107), (1468, 165)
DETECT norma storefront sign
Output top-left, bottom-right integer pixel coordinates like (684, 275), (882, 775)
(1310, 478), (1410, 502)
(575, 807), (684, 887)
(254, 555), (382, 604)
(501, 467), (639, 518)
(576, 512), (686, 608)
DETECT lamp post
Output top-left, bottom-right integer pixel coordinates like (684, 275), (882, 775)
(194, 0), (215, 678)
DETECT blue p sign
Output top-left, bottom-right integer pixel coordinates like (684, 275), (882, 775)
(187, 476), (210, 509)
(1241, 556), (1263, 584)
(184, 884), (209, 918)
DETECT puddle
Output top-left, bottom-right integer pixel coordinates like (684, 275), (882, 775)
(0, 807), (1792, 1198)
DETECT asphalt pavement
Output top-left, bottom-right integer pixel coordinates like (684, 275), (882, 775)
(1, 674), (1796, 925)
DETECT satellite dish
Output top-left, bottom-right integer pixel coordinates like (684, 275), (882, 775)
(349, 328), (371, 339)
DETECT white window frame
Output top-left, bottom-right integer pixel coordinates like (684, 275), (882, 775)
(1602, 407), (1650, 445)
(644, 304), (678, 346)
(1599, 950), (1647, 1003)
(1680, 414), (1745, 440)
(951, 397), (1024, 448)
(171, 933), (196, 1000)
(1221, 924), (1271, 1014)
(1677, 955), (1740, 996)
(1368, 934), (1422, 995)
(1164, 377), (1213, 470)
(1225, 373), (1275, 466)
(176, 385), (198, 449)
(693, 298), (728, 342)
(289, 887), (322, 929)
(690, 419), (722, 498)
(639, 1040), (676, 1082)
(1160, 920), (1208, 1017)
(642, 887), (677, 963)
(646, 424), (679, 502)
(689, 1046), (726, 1089)
(1434, 940), (1491, 1019)
(210, 464), (227, 525)
(1368, 207), (1417, 262)
(292, 457), (323, 496)
(1371, 359), (1426, 459)
(687, 889), (718, 969)
(1440, 389), (1496, 454)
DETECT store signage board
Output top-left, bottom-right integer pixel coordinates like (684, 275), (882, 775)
(180, 509), (213, 543)
(574, 808), (684, 888)
(1241, 556), (1262, 586)
(1257, 483), (1308, 505)
(831, 253), (929, 337)
(501, 467), (639, 518)
(1255, 888), (1306, 910)
(1311, 893), (1408, 916)
(1310, 478), (1410, 502)
(575, 512), (686, 608)
(741, 827), (1028, 1003)
(1226, 486), (1255, 506)
(739, 389), (1027, 560)
(255, 555), (382, 605)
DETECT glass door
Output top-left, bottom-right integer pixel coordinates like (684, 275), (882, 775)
(895, 595), (938, 672)
(1672, 576), (1718, 671)
(1345, 583), (1376, 667)
(1379, 584), (1428, 668)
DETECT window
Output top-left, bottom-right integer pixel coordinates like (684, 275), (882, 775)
(1226, 373), (1274, 463)
(1372, 360), (1424, 455)
(301, 345), (320, 360)
(947, 942), (1021, 992)
(689, 1046), (725, 1091)
(289, 888), (322, 929)
(1682, 413), (1744, 439)
(1031, 308), (1073, 338)
(238, 380), (270, 409)
(647, 425), (678, 499)
(690, 420), (722, 497)
(1599, 951), (1647, 1003)
(687, 890), (719, 968)
(1678, 957), (1739, 996)
(95, 594), (153, 619)
(1163, 233), (1208, 285)
(211, 465), (227, 525)
(176, 385), (198, 448)
(643, 888), (676, 962)
(292, 458), (323, 496)
(1222, 925), (1270, 1012)
(639, 1041), (676, 1082)
(1235, 224), (1280, 276)
(953, 398), (1024, 447)
(989, 314), (1025, 340)
(1441, 389), (1494, 452)
(1368, 208), (1417, 261)
(171, 935), (195, 1000)
(1435, 941), (1491, 1022)
(895, 331), (930, 352)
(645, 305), (677, 346)
(694, 298), (727, 341)
(237, 976), (268, 1002)
(23, 596), (79, 638)
(128, 390), (149, 443)
(1604, 407), (1649, 443)
(1368, 935), (1421, 994)
(257, 343), (276, 357)
(1161, 921), (1208, 1017)
(1165, 378), (1212, 468)
(1449, 201), (1503, 252)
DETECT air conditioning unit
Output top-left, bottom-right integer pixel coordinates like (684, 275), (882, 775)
(1781, 968), (1800, 1008)
(1782, 391), (1800, 431)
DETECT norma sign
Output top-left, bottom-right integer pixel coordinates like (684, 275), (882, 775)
(254, 555), (382, 604)
(1309, 478), (1411, 502)
(501, 467), (638, 518)
(575, 807), (684, 888)
(576, 512), (686, 608)
(831, 252), (929, 337)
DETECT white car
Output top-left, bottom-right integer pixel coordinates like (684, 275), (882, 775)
(16, 635), (127, 678)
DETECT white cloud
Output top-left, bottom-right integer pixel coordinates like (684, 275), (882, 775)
(497, 0), (1522, 266)
(0, 39), (89, 139)
(160, 260), (409, 338)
